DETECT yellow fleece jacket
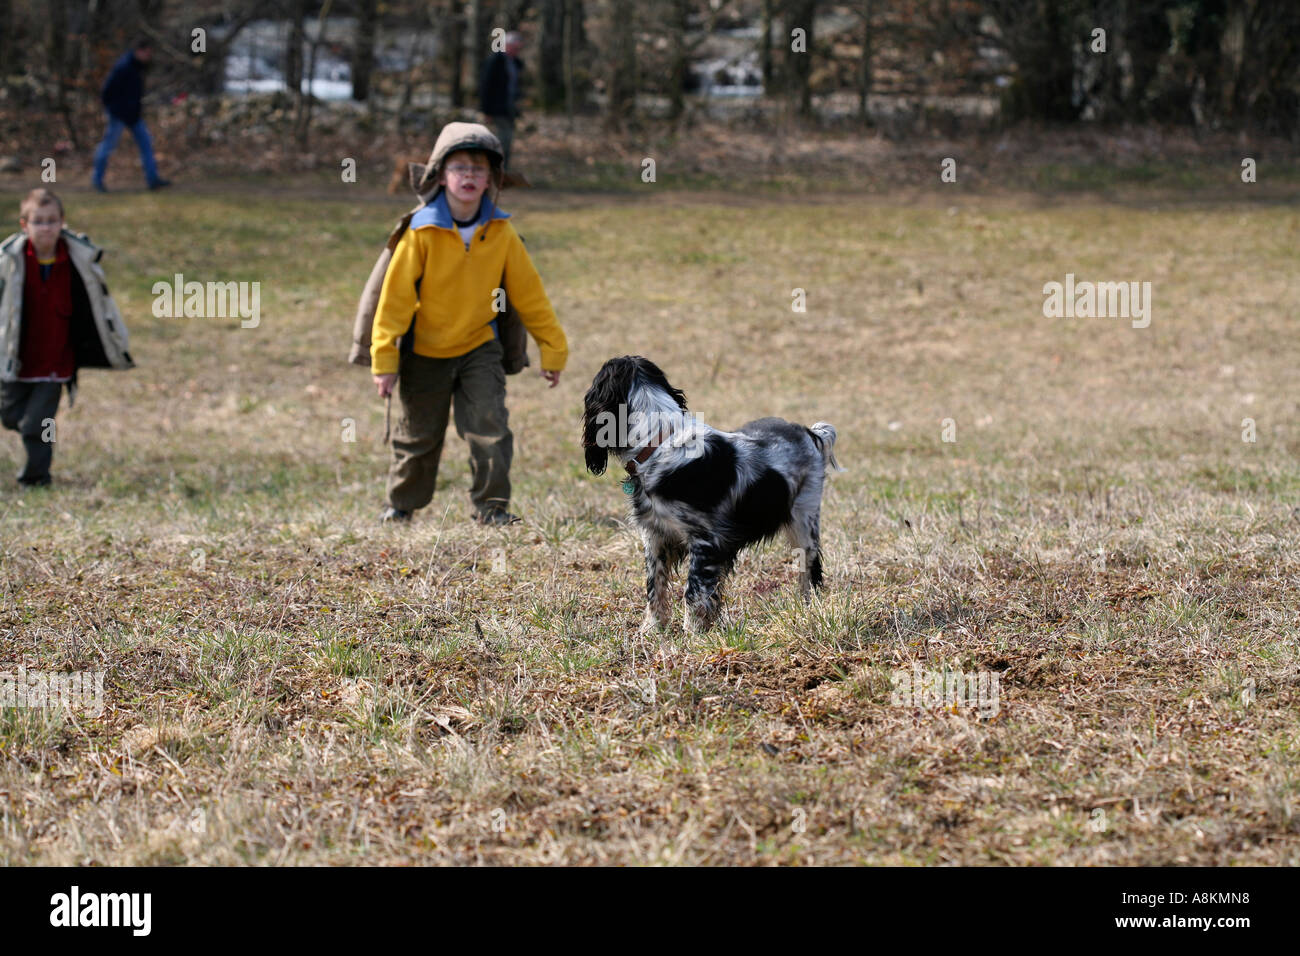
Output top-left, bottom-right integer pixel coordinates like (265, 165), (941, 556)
(370, 194), (568, 375)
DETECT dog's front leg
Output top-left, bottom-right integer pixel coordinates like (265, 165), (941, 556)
(684, 541), (729, 633)
(641, 531), (681, 633)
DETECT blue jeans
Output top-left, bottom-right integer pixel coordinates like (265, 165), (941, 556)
(92, 115), (160, 186)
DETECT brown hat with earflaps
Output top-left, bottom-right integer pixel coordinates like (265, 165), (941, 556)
(409, 122), (506, 198)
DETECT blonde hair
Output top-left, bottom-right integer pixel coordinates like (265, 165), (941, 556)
(19, 188), (63, 220)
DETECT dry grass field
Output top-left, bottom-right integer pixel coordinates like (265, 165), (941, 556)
(1, 176), (1298, 864)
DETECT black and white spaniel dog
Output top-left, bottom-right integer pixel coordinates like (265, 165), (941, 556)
(582, 356), (842, 632)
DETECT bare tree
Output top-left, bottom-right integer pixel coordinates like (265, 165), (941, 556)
(0, 0), (14, 79)
(352, 0), (379, 101)
(857, 0), (873, 124)
(48, 0), (78, 146)
(1221, 0), (1300, 132)
(444, 0), (466, 108)
(785, 0), (817, 116)
(667, 0), (741, 122)
(285, 0), (307, 97)
(667, 0), (690, 120)
(606, 0), (636, 123)
(470, 0), (493, 83)
(564, 0), (576, 120)
(760, 0), (773, 89)
(179, 4), (263, 147)
(538, 0), (566, 109)
(294, 0), (335, 146)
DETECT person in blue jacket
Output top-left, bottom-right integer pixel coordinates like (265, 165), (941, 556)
(92, 39), (170, 192)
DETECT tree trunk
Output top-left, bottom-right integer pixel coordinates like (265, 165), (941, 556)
(786, 0), (816, 117)
(567, 0), (588, 114)
(667, 0), (689, 120)
(1038, 0), (1076, 121)
(606, 0), (636, 124)
(470, 0), (492, 102)
(49, 0), (80, 148)
(0, 0), (14, 80)
(857, 0), (872, 124)
(351, 0), (378, 101)
(399, 28), (421, 111)
(538, 0), (565, 110)
(564, 0), (575, 122)
(1185, 0), (1229, 122)
(285, 0), (307, 96)
(447, 1), (466, 108)
(999, 0), (1078, 122)
(294, 0), (333, 146)
(760, 0), (773, 90)
(195, 9), (261, 97)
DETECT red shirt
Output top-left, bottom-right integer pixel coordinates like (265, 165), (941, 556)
(18, 238), (75, 382)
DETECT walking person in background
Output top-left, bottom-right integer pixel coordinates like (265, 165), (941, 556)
(92, 38), (171, 192)
(479, 32), (524, 171)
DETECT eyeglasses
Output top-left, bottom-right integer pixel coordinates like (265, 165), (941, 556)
(446, 165), (490, 179)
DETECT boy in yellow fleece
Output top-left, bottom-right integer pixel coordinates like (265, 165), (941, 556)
(371, 122), (567, 524)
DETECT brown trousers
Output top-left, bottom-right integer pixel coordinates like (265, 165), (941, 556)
(387, 339), (513, 516)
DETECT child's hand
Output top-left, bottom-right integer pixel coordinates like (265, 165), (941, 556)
(374, 373), (396, 397)
(541, 369), (561, 388)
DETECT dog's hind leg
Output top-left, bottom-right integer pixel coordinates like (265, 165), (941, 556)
(641, 531), (685, 633)
(785, 498), (824, 600)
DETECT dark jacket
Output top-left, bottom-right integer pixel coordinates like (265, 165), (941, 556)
(479, 52), (522, 118)
(101, 51), (145, 125)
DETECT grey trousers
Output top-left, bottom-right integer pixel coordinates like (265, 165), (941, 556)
(387, 340), (513, 516)
(0, 380), (63, 482)
(487, 115), (515, 170)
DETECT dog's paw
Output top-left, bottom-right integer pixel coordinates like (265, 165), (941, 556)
(640, 606), (669, 635)
(683, 605), (717, 635)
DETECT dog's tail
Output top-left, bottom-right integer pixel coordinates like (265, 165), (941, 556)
(809, 422), (846, 474)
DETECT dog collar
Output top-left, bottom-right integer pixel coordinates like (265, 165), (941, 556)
(624, 430), (667, 477)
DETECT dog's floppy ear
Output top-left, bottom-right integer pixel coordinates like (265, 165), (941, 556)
(583, 360), (628, 475)
(585, 445), (609, 475)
